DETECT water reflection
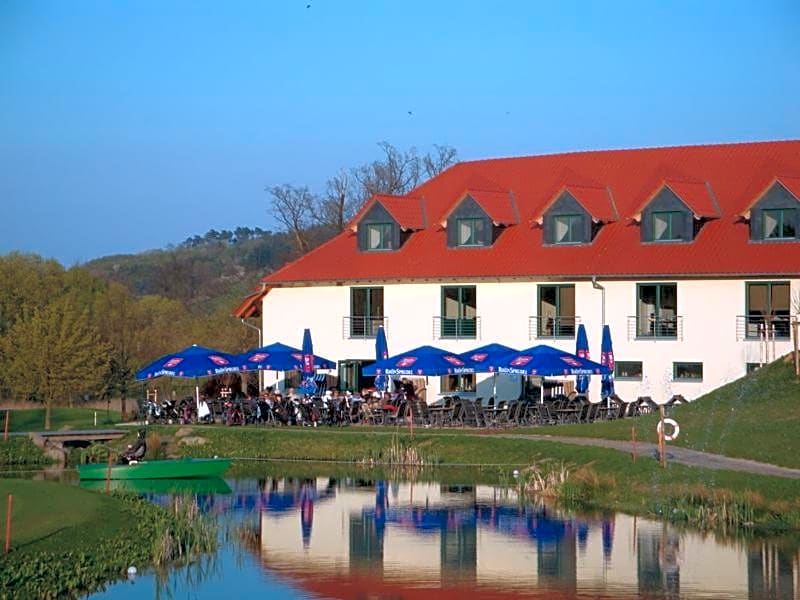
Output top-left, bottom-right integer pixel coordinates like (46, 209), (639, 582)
(252, 477), (800, 599)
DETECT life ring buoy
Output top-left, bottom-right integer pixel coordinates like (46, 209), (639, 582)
(657, 418), (680, 442)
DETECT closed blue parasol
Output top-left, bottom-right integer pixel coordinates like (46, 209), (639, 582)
(298, 328), (317, 396)
(362, 345), (474, 377)
(600, 324), (615, 399)
(486, 344), (610, 376)
(575, 324), (590, 394)
(135, 344), (241, 380)
(373, 325), (390, 392)
(237, 342), (335, 372)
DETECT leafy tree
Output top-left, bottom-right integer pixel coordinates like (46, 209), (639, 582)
(1, 295), (110, 430)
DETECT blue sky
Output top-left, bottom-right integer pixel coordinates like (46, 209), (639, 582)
(2, 0), (798, 266)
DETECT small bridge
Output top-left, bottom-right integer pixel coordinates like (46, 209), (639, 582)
(29, 429), (128, 463)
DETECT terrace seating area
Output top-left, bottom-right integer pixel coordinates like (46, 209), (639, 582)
(135, 388), (685, 428)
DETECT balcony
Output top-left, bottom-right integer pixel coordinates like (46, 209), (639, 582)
(627, 315), (683, 340)
(342, 316), (387, 339)
(528, 316), (580, 340)
(433, 316), (480, 340)
(735, 315), (791, 341)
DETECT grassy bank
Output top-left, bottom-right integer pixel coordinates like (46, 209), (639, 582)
(0, 479), (216, 599)
(520, 354), (800, 468)
(169, 425), (800, 531)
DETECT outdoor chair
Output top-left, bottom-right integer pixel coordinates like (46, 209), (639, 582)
(473, 401), (488, 428)
(450, 400), (465, 427)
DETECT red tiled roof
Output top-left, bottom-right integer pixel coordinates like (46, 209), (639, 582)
(233, 287), (269, 318)
(536, 184), (617, 224)
(262, 140), (800, 285)
(350, 194), (426, 232)
(440, 189), (519, 226)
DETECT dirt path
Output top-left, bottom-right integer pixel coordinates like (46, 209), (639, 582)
(498, 433), (800, 479)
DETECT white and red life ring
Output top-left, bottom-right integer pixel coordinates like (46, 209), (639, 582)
(657, 418), (680, 442)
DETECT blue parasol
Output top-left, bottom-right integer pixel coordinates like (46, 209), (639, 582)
(135, 344), (241, 380)
(575, 324), (590, 394)
(486, 344), (610, 376)
(600, 324), (615, 399)
(298, 328), (317, 396)
(459, 343), (518, 399)
(362, 345), (474, 377)
(373, 325), (390, 393)
(237, 342), (335, 372)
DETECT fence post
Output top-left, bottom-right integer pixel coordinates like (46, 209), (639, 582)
(4, 494), (12, 554)
(658, 406), (667, 468)
(631, 426), (637, 464)
(793, 319), (799, 379)
(3, 410), (8, 442)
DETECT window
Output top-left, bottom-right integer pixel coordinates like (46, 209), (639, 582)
(746, 363), (762, 375)
(637, 283), (677, 338)
(746, 282), (790, 339)
(615, 361), (643, 380)
(673, 362), (703, 381)
(365, 223), (393, 250)
(762, 208), (796, 240)
(441, 374), (476, 393)
(553, 214), (583, 244)
(652, 211), (681, 241)
(538, 285), (576, 337)
(456, 217), (485, 247)
(441, 286), (477, 338)
(350, 287), (383, 337)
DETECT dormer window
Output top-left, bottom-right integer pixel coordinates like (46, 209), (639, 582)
(744, 180), (800, 242)
(553, 214), (584, 244)
(366, 223), (393, 250)
(652, 210), (682, 241)
(457, 217), (486, 247)
(763, 207), (796, 240)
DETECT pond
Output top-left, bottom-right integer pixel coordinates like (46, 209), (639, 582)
(86, 472), (798, 600)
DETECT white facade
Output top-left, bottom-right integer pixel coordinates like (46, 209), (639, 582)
(259, 276), (799, 403)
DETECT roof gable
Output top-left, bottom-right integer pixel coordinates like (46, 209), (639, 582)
(634, 179), (719, 221)
(441, 189), (519, 226)
(740, 176), (800, 219)
(536, 184), (617, 224)
(351, 194), (426, 232)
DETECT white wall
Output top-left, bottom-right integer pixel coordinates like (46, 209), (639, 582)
(261, 278), (798, 403)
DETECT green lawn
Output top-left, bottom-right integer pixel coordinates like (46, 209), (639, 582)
(0, 478), (128, 555)
(2, 408), (121, 433)
(517, 355), (800, 468)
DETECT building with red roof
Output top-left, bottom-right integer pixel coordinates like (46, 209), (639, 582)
(236, 140), (800, 403)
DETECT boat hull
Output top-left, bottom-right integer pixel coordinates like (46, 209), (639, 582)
(77, 458), (231, 480)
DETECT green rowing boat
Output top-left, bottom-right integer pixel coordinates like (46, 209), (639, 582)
(77, 458), (231, 480)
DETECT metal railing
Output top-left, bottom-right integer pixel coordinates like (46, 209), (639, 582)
(735, 315), (791, 341)
(342, 316), (387, 339)
(627, 315), (683, 340)
(528, 316), (580, 339)
(433, 316), (480, 340)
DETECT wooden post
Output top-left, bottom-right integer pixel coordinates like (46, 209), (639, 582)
(105, 451), (114, 494)
(3, 410), (8, 442)
(658, 406), (667, 468)
(4, 494), (12, 554)
(793, 319), (799, 379)
(631, 426), (637, 464)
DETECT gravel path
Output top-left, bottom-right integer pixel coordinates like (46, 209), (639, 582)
(498, 434), (800, 479)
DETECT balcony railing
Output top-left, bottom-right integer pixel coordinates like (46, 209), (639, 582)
(342, 316), (387, 339)
(433, 316), (480, 340)
(528, 316), (580, 340)
(735, 314), (791, 341)
(627, 315), (683, 340)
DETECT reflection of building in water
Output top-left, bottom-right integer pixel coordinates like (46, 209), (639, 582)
(748, 542), (796, 599)
(255, 477), (784, 598)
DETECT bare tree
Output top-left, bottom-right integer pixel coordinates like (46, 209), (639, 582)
(317, 169), (358, 233)
(268, 184), (315, 255)
(423, 144), (458, 178)
(353, 142), (422, 202)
